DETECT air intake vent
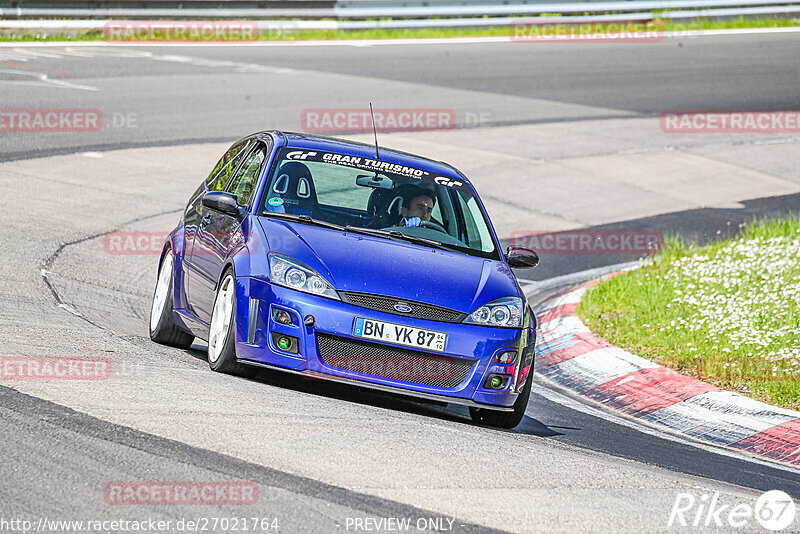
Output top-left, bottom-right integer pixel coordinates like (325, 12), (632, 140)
(339, 292), (465, 323)
(316, 334), (474, 389)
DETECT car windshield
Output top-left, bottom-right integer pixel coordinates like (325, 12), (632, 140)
(259, 147), (500, 259)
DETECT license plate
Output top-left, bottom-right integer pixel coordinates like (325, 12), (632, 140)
(353, 317), (447, 353)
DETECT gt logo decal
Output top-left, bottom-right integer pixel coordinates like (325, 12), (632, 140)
(286, 150), (317, 160)
(434, 176), (463, 188)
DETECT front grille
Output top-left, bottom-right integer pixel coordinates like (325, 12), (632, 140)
(316, 334), (475, 388)
(340, 292), (465, 323)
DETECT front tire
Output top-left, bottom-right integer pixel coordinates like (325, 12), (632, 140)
(469, 368), (534, 429)
(150, 250), (194, 349)
(207, 269), (257, 378)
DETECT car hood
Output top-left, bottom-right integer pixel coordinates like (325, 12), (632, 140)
(257, 218), (520, 313)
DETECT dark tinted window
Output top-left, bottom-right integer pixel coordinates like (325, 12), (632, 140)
(227, 142), (267, 206)
(206, 139), (252, 192)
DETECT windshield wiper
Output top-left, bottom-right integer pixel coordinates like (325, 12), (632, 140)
(262, 212), (346, 232)
(263, 215), (456, 252)
(387, 231), (452, 251)
(343, 226), (393, 240)
(345, 226), (451, 251)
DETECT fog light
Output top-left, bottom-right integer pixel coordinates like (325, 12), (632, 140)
(495, 350), (517, 365)
(272, 307), (293, 325)
(483, 373), (509, 390)
(271, 332), (299, 354)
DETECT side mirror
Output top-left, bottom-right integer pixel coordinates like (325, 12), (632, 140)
(202, 191), (241, 218)
(506, 245), (539, 269)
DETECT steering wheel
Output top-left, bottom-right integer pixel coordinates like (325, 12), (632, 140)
(420, 220), (447, 233)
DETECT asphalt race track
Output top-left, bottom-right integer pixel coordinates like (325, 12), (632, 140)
(1, 33), (799, 532)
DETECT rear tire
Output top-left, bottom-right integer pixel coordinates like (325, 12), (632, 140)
(207, 269), (258, 378)
(469, 368), (534, 429)
(149, 250), (194, 349)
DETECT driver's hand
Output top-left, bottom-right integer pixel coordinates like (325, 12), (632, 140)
(402, 217), (421, 228)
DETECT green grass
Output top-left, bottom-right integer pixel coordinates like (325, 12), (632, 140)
(578, 216), (800, 410)
(1, 16), (798, 42)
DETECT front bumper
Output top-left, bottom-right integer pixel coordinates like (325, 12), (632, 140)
(234, 277), (536, 410)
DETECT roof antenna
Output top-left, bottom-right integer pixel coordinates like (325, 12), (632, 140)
(370, 102), (380, 160)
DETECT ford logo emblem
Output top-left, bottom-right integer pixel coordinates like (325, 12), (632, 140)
(393, 303), (413, 313)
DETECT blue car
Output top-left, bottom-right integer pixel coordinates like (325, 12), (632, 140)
(149, 131), (539, 428)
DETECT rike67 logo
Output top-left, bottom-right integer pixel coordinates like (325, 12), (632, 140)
(669, 490), (796, 531)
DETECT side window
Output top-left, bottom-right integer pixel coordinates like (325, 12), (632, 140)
(431, 198), (443, 224)
(437, 189), (459, 239)
(227, 143), (267, 206)
(457, 192), (482, 249)
(206, 139), (252, 192)
(456, 192), (494, 252)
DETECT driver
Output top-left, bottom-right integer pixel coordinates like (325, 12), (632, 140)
(398, 185), (436, 228)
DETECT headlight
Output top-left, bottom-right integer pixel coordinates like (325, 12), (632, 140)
(464, 297), (523, 328)
(268, 253), (339, 300)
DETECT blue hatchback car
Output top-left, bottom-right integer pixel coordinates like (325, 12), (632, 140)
(150, 131), (539, 428)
